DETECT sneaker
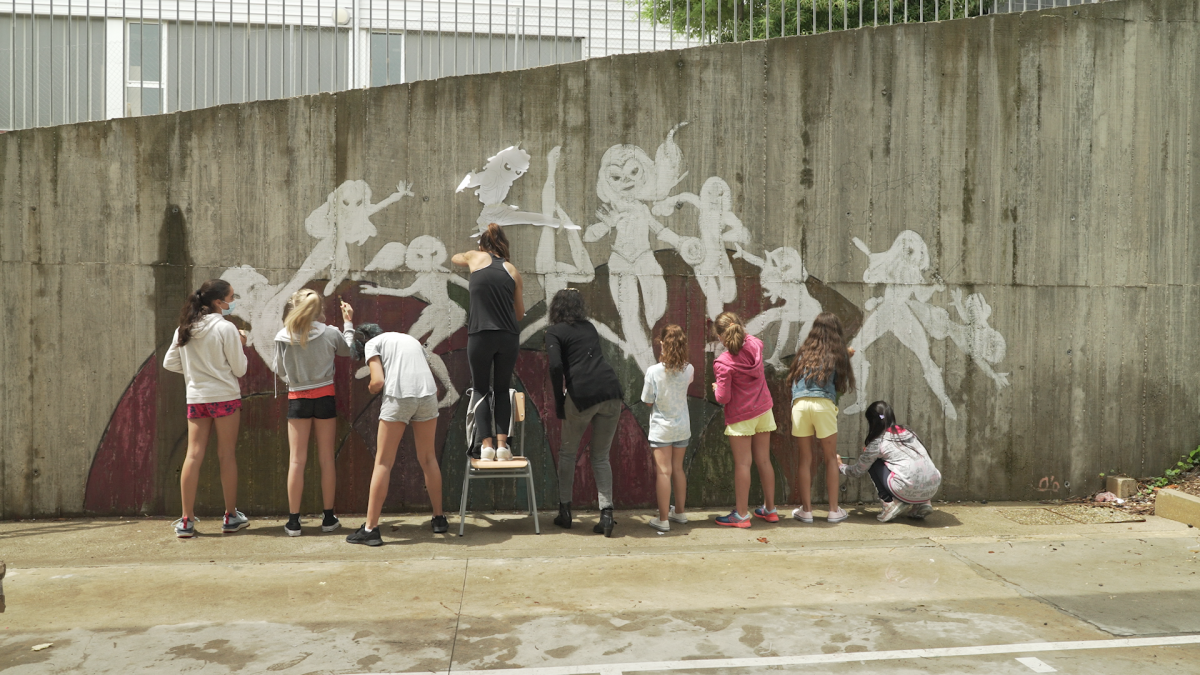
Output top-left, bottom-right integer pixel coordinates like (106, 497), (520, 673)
(480, 446), (497, 461)
(321, 514), (341, 532)
(826, 507), (849, 523)
(791, 508), (814, 523)
(648, 517), (670, 532)
(431, 515), (449, 534)
(346, 524), (383, 547)
(173, 517), (196, 538)
(877, 500), (911, 522)
(753, 506), (780, 523)
(496, 445), (513, 461)
(284, 520), (302, 537)
(908, 502), (934, 519)
(668, 506), (688, 524)
(222, 510), (249, 534)
(715, 510), (752, 528)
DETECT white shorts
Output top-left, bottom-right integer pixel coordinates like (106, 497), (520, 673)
(380, 394), (439, 424)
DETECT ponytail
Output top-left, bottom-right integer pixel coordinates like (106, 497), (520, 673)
(284, 289), (325, 347)
(177, 279), (231, 347)
(478, 222), (511, 261)
(713, 311), (746, 356)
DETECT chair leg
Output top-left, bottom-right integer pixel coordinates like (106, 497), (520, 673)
(458, 464), (471, 537)
(527, 467), (540, 534)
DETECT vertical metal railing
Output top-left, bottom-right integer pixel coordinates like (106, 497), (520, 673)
(0, 0), (1106, 131)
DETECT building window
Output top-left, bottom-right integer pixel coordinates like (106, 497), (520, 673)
(127, 21), (163, 116)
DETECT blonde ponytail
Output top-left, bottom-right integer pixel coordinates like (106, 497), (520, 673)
(284, 289), (325, 346)
(714, 311), (746, 356)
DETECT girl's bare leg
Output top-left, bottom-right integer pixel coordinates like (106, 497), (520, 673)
(751, 431), (775, 511)
(729, 435), (753, 518)
(652, 447), (673, 521)
(368, 420), (407, 530)
(287, 418), (313, 514)
(180, 418), (213, 521)
(796, 435), (815, 513)
(818, 432), (840, 513)
(671, 446), (688, 514)
(314, 418), (338, 510)
(411, 418), (443, 516)
(213, 411), (241, 515)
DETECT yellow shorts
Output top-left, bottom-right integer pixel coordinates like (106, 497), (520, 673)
(725, 410), (778, 437)
(791, 397), (839, 439)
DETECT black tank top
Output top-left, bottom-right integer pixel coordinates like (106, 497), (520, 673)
(468, 254), (519, 335)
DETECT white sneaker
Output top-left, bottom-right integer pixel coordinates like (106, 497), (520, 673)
(877, 500), (910, 522)
(648, 518), (670, 532)
(480, 446), (496, 461)
(792, 507), (814, 523)
(827, 507), (849, 523)
(496, 445), (513, 461)
(668, 506), (688, 524)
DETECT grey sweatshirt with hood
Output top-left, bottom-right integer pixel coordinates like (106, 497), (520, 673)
(273, 322), (352, 392)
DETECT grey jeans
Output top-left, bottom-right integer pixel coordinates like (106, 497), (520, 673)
(558, 395), (622, 509)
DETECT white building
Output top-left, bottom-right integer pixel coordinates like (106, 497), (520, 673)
(1, 1), (690, 130)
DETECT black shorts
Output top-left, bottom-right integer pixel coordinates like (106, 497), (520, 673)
(287, 396), (337, 420)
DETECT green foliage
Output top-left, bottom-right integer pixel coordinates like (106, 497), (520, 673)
(1147, 445), (1200, 489)
(630, 0), (997, 42)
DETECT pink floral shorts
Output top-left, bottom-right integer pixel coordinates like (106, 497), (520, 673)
(186, 399), (242, 420)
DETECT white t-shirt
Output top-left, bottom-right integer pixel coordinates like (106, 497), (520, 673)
(640, 363), (694, 444)
(364, 332), (437, 399)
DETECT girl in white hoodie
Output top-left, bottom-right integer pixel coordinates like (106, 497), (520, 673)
(163, 279), (250, 538)
(273, 289), (352, 536)
(841, 401), (941, 522)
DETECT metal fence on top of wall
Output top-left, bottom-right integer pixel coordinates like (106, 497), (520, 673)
(1, 0), (1111, 131)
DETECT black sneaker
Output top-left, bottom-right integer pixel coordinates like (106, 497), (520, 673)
(431, 515), (449, 534)
(346, 524), (383, 547)
(321, 514), (341, 532)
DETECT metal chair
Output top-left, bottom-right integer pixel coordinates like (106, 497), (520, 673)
(457, 389), (540, 536)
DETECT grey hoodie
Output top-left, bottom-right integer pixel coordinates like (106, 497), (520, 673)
(273, 322), (352, 392)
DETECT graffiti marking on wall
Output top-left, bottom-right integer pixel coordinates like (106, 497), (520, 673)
(457, 145), (568, 236)
(305, 180), (415, 295)
(735, 245), (823, 371)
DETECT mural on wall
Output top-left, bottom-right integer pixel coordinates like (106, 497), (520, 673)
(734, 244), (823, 371)
(841, 231), (1011, 420)
(83, 127), (1011, 516)
(457, 145), (568, 235)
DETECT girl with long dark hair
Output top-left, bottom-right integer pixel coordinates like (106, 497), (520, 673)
(163, 279), (250, 538)
(452, 222), (525, 461)
(787, 312), (856, 524)
(841, 401), (941, 521)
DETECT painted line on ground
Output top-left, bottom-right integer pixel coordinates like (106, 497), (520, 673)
(1015, 656), (1057, 672)
(349, 634), (1200, 675)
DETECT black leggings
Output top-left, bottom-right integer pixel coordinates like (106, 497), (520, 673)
(467, 330), (520, 445)
(868, 459), (896, 502)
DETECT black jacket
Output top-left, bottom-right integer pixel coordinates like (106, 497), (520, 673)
(545, 320), (623, 419)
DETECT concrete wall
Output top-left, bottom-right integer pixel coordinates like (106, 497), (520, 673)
(2, 0), (1197, 518)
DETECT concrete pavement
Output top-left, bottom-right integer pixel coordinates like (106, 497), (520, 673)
(1, 503), (1199, 673)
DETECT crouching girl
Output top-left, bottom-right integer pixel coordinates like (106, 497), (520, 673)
(841, 401), (941, 521)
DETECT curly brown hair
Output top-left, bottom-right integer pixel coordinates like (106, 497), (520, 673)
(786, 312), (856, 395)
(656, 324), (689, 372)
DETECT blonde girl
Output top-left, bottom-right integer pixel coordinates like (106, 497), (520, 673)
(273, 289), (352, 536)
(164, 279), (249, 538)
(787, 312), (856, 523)
(641, 325), (694, 532)
(711, 312), (777, 528)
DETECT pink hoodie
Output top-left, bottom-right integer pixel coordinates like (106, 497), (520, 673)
(713, 334), (774, 425)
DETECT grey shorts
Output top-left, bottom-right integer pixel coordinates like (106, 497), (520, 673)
(650, 437), (690, 449)
(379, 394), (439, 424)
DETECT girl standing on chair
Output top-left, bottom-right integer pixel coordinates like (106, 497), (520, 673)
(546, 289), (624, 537)
(452, 223), (525, 461)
